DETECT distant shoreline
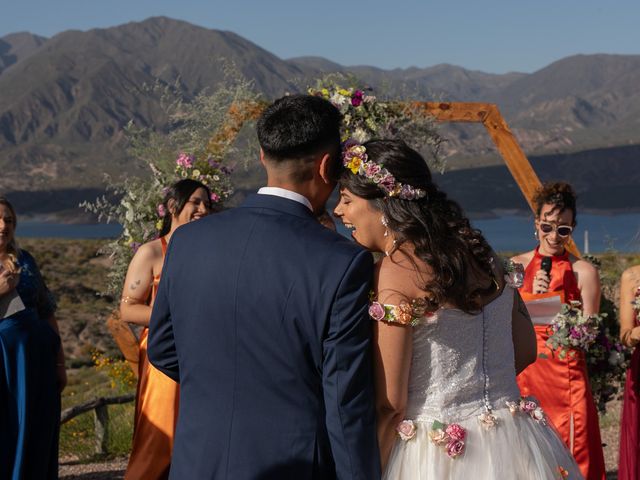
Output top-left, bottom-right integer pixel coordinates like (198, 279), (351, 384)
(16, 206), (640, 224)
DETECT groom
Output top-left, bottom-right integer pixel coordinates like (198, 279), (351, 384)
(148, 94), (381, 479)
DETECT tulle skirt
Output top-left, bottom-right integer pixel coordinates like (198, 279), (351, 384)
(384, 406), (583, 480)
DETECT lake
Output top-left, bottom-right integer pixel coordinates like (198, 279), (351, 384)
(16, 213), (640, 253)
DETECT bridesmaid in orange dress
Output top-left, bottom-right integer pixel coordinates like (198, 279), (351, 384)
(512, 182), (605, 480)
(120, 179), (211, 480)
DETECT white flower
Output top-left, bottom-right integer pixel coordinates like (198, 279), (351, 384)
(330, 92), (347, 106)
(478, 412), (498, 430)
(532, 408), (546, 424)
(352, 127), (369, 143)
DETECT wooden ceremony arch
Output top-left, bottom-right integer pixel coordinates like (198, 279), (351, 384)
(109, 100), (579, 373)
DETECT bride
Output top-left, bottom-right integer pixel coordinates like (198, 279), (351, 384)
(333, 139), (583, 479)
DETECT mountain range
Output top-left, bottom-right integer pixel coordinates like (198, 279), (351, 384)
(1, 16), (639, 214)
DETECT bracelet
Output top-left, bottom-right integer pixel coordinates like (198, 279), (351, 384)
(120, 296), (143, 305)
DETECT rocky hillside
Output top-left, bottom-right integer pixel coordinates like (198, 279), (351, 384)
(0, 17), (639, 212)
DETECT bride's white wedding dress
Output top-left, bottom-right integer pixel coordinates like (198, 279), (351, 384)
(383, 286), (583, 479)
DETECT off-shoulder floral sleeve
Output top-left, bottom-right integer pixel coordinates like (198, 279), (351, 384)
(368, 294), (432, 327)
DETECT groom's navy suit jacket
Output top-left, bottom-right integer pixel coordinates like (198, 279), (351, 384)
(148, 193), (381, 480)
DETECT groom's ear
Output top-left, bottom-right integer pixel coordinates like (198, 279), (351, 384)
(259, 148), (267, 167)
(318, 153), (333, 185)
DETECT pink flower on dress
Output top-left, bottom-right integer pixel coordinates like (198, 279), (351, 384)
(446, 439), (465, 458)
(520, 400), (538, 413)
(478, 411), (498, 430)
(396, 420), (417, 441)
(531, 407), (546, 424)
(428, 428), (448, 446)
(445, 423), (466, 441)
(368, 302), (386, 321)
(393, 302), (414, 325)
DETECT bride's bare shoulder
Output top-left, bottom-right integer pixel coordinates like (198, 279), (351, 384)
(374, 251), (431, 304)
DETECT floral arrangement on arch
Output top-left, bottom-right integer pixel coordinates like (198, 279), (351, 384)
(307, 75), (445, 172)
(82, 72), (263, 296)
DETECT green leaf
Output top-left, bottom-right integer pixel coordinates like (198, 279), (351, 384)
(431, 420), (446, 430)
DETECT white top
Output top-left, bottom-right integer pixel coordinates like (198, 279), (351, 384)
(406, 286), (521, 422)
(257, 187), (313, 212)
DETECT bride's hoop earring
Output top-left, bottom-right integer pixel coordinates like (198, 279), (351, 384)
(534, 230), (539, 240)
(384, 239), (398, 257)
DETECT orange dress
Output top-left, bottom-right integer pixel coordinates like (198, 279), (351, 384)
(125, 237), (179, 480)
(517, 247), (605, 480)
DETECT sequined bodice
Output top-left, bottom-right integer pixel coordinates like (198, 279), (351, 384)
(406, 287), (521, 423)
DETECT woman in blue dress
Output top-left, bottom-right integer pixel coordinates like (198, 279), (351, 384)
(0, 197), (65, 480)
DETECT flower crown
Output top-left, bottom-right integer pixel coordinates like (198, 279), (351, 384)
(342, 140), (427, 200)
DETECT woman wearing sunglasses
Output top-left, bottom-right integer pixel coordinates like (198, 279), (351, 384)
(512, 181), (605, 480)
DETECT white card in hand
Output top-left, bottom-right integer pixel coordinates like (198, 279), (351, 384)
(0, 289), (26, 319)
(525, 295), (563, 325)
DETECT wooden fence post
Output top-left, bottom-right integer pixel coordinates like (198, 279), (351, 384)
(93, 404), (109, 455)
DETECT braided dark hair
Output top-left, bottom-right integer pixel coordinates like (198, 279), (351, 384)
(339, 139), (496, 313)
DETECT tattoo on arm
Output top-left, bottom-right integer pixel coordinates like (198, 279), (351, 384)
(515, 292), (531, 322)
(130, 279), (141, 291)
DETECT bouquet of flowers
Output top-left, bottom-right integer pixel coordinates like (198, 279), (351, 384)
(587, 325), (630, 412)
(543, 299), (631, 412)
(544, 302), (602, 359)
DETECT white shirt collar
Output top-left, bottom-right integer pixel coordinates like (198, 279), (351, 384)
(257, 187), (313, 211)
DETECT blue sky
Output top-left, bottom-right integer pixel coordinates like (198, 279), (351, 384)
(2, 0), (639, 73)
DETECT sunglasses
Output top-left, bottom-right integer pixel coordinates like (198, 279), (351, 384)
(538, 221), (573, 237)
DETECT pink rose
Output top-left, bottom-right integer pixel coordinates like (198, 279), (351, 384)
(210, 193), (221, 203)
(351, 90), (363, 107)
(445, 423), (466, 441)
(364, 162), (381, 177)
(520, 400), (537, 413)
(446, 439), (465, 458)
(428, 428), (448, 446)
(396, 420), (416, 441)
(157, 204), (166, 218)
(368, 302), (385, 321)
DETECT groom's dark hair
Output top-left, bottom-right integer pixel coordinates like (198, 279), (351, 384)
(257, 94), (342, 181)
